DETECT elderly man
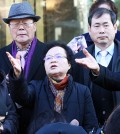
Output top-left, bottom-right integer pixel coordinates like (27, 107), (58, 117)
(0, 1), (46, 134)
(72, 8), (120, 127)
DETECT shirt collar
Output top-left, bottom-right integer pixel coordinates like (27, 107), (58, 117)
(17, 44), (31, 51)
(95, 42), (114, 57)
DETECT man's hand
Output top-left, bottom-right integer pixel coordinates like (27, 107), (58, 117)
(70, 119), (79, 126)
(75, 49), (100, 75)
(6, 52), (21, 78)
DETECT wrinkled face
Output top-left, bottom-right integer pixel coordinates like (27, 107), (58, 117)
(9, 18), (36, 45)
(44, 46), (71, 79)
(88, 14), (117, 48)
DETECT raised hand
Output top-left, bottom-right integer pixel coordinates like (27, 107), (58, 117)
(75, 49), (100, 74)
(6, 52), (21, 78)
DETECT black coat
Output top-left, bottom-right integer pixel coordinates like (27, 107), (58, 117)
(71, 39), (120, 125)
(90, 65), (120, 91)
(72, 39), (120, 105)
(0, 39), (46, 134)
(0, 39), (46, 82)
(0, 70), (18, 134)
(9, 74), (98, 134)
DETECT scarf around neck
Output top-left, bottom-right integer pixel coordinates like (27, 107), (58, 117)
(49, 76), (69, 113)
(12, 37), (37, 80)
(51, 76), (69, 90)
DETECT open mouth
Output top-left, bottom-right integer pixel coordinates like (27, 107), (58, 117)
(51, 65), (57, 69)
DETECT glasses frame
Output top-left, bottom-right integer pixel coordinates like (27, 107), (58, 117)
(9, 21), (34, 29)
(44, 54), (67, 61)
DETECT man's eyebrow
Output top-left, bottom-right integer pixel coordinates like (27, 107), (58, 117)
(103, 22), (109, 24)
(94, 22), (109, 25)
(94, 23), (100, 25)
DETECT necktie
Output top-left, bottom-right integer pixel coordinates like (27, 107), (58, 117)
(99, 50), (108, 67)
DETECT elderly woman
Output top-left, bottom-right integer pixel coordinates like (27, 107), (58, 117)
(7, 41), (98, 133)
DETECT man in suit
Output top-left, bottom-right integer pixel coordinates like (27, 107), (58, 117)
(0, 2), (46, 134)
(75, 48), (120, 91)
(72, 8), (120, 126)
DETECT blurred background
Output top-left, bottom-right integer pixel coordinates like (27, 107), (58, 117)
(0, 0), (120, 48)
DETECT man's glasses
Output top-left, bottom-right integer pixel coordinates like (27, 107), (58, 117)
(44, 54), (67, 61)
(9, 22), (34, 29)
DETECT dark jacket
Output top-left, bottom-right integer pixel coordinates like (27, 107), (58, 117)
(0, 39), (46, 82)
(0, 39), (46, 134)
(83, 30), (120, 47)
(9, 73), (98, 134)
(0, 70), (18, 134)
(90, 65), (120, 91)
(71, 39), (120, 125)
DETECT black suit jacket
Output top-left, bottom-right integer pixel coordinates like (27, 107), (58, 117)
(90, 65), (120, 91)
(71, 39), (120, 125)
(0, 39), (46, 82)
(72, 39), (120, 105)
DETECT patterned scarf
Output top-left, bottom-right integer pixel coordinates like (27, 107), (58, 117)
(12, 37), (37, 80)
(49, 76), (68, 113)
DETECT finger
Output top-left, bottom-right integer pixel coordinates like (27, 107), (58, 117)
(6, 52), (14, 61)
(16, 52), (20, 60)
(75, 59), (86, 65)
(6, 52), (16, 67)
(82, 48), (92, 58)
(75, 59), (82, 63)
(6, 52), (11, 57)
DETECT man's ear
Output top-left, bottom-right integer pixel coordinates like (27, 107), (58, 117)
(68, 63), (71, 70)
(114, 22), (118, 34)
(88, 25), (91, 33)
(33, 22), (37, 32)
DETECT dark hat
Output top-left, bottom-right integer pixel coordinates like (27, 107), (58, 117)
(35, 122), (87, 134)
(3, 1), (40, 24)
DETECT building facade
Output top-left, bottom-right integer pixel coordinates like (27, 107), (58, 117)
(0, 0), (119, 48)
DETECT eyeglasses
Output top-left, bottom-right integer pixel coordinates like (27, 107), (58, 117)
(44, 54), (67, 61)
(9, 22), (34, 29)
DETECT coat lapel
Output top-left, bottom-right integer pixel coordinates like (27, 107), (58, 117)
(27, 40), (45, 81)
(2, 44), (13, 70)
(83, 46), (95, 86)
(63, 76), (73, 110)
(112, 41), (120, 72)
(111, 40), (120, 105)
(44, 77), (54, 110)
